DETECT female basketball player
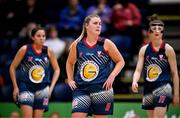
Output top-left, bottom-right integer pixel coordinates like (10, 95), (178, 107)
(9, 27), (60, 118)
(66, 14), (125, 118)
(132, 14), (179, 118)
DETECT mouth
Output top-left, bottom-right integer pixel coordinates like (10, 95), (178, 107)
(155, 34), (159, 36)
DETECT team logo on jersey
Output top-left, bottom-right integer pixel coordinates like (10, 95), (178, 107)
(97, 51), (102, 58)
(28, 56), (33, 62)
(80, 61), (99, 81)
(159, 54), (164, 60)
(146, 64), (162, 82)
(29, 65), (45, 83)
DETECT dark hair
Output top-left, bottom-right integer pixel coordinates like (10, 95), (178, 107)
(149, 14), (164, 26)
(31, 26), (45, 37)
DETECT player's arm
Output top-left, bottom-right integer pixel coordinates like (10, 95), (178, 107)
(105, 39), (125, 78)
(48, 48), (60, 97)
(103, 39), (125, 90)
(9, 45), (27, 101)
(132, 45), (147, 93)
(166, 44), (179, 105)
(66, 41), (78, 90)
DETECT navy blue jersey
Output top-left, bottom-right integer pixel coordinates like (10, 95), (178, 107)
(74, 37), (113, 85)
(143, 42), (171, 89)
(20, 44), (51, 84)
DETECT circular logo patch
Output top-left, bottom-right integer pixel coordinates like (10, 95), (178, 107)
(80, 61), (99, 81)
(29, 65), (45, 83)
(146, 64), (162, 82)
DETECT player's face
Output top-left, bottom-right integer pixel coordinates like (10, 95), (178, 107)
(150, 23), (164, 39)
(32, 30), (46, 46)
(86, 17), (102, 36)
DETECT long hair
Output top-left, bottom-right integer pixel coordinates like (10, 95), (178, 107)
(75, 14), (100, 42)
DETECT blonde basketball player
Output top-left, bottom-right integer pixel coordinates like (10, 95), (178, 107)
(66, 14), (125, 118)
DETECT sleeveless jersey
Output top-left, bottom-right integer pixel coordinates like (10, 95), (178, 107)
(74, 37), (113, 85)
(143, 42), (171, 87)
(20, 44), (51, 84)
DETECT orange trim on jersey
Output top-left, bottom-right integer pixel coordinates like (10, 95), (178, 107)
(150, 41), (164, 53)
(31, 44), (42, 55)
(83, 36), (100, 48)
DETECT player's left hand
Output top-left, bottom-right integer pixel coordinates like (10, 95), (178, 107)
(172, 95), (179, 106)
(48, 86), (53, 98)
(103, 74), (115, 90)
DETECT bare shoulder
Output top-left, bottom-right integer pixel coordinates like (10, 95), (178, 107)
(139, 44), (148, 55)
(104, 38), (115, 49)
(19, 45), (27, 53)
(104, 38), (113, 45)
(165, 43), (174, 51)
(69, 40), (78, 49)
(165, 43), (175, 56)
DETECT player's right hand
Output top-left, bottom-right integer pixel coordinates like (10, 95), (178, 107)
(68, 80), (77, 90)
(131, 82), (138, 93)
(13, 87), (19, 102)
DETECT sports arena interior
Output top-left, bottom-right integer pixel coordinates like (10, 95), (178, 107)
(0, 0), (180, 117)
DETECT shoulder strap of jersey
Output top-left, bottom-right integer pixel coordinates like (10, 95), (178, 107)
(158, 41), (165, 55)
(97, 37), (105, 46)
(42, 45), (48, 54)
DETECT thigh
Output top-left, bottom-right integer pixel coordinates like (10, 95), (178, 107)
(21, 105), (33, 118)
(72, 89), (91, 113)
(34, 86), (49, 111)
(90, 88), (114, 115)
(154, 107), (167, 118)
(34, 109), (45, 118)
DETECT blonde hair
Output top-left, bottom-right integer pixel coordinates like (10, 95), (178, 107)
(76, 14), (100, 42)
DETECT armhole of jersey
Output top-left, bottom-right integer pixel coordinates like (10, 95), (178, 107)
(43, 45), (49, 58)
(103, 38), (108, 55)
(42, 46), (48, 53)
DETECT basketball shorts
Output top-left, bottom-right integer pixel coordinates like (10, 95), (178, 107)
(142, 83), (172, 110)
(72, 87), (114, 115)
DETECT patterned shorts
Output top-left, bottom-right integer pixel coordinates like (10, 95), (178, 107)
(72, 87), (114, 115)
(18, 83), (49, 111)
(142, 83), (172, 110)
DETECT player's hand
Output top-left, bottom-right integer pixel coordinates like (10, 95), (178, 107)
(68, 80), (77, 90)
(172, 95), (179, 106)
(48, 86), (53, 98)
(132, 82), (138, 93)
(103, 74), (115, 90)
(13, 87), (19, 102)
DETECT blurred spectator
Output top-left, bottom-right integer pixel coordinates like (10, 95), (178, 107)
(86, 0), (112, 36)
(18, 22), (37, 47)
(142, 29), (150, 45)
(57, 0), (85, 37)
(17, 0), (44, 28)
(0, 0), (22, 38)
(44, 25), (66, 59)
(111, 0), (143, 58)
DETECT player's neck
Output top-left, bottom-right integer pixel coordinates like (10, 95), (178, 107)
(86, 35), (98, 45)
